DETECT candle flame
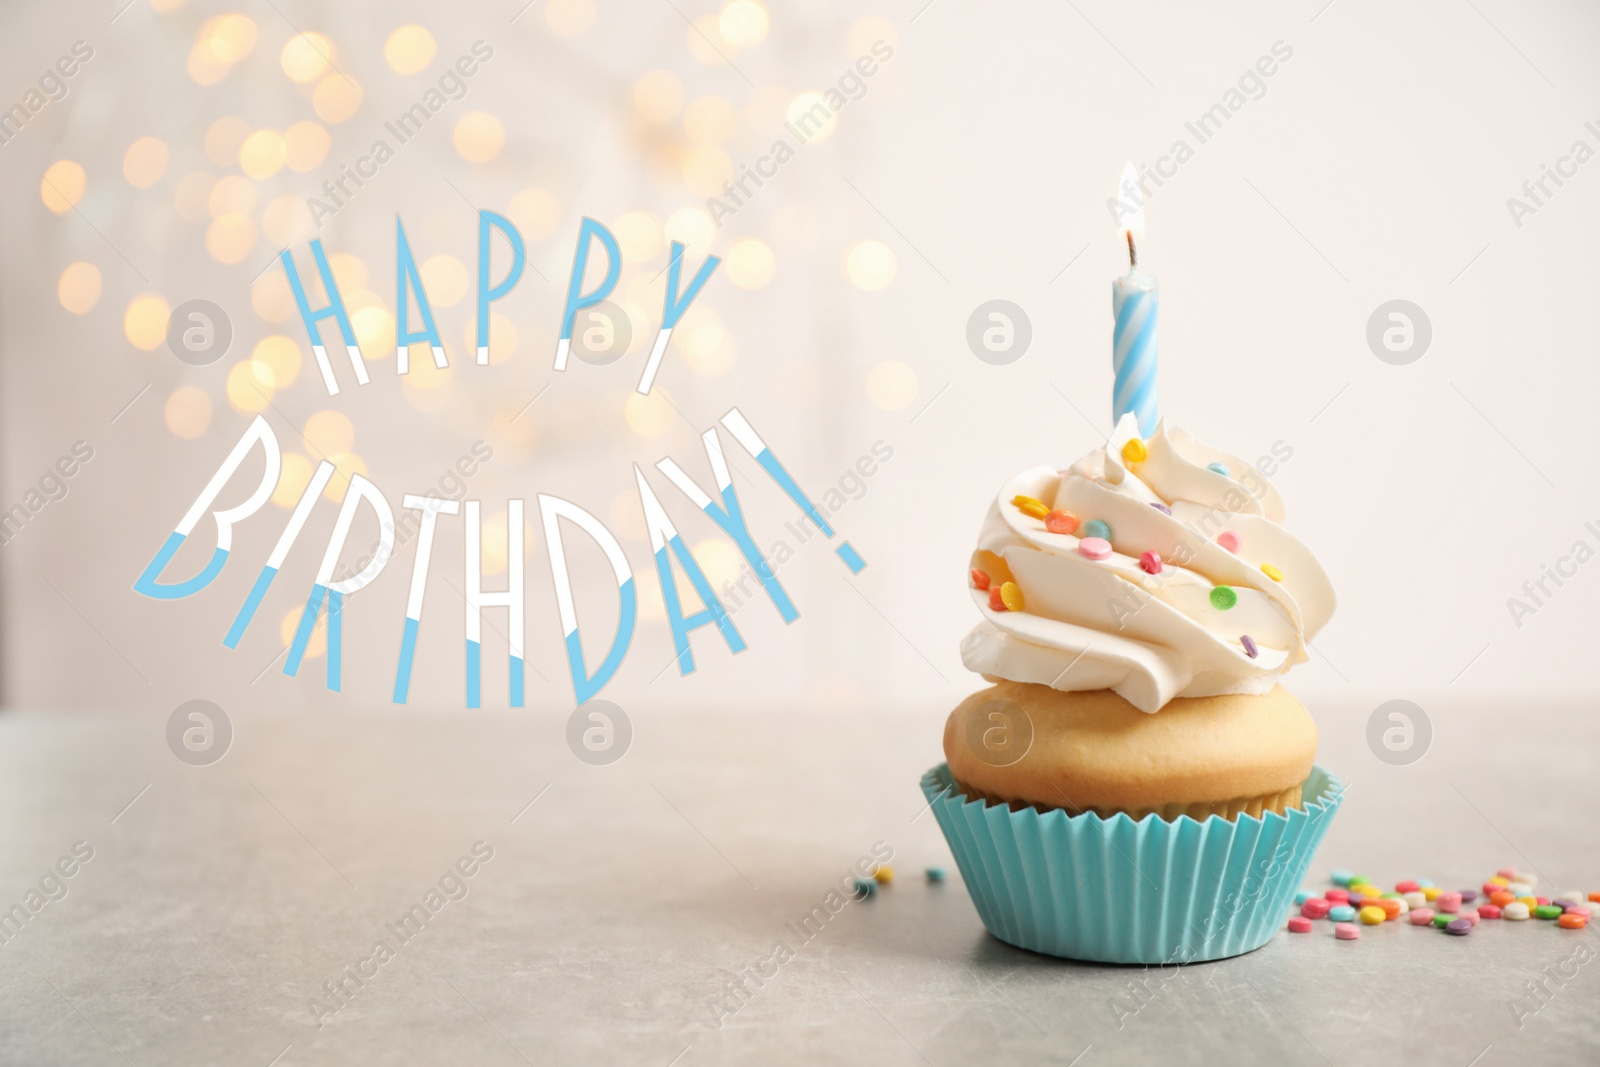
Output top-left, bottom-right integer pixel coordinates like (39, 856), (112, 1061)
(1117, 161), (1145, 241)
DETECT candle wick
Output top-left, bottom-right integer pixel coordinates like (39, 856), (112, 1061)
(1126, 230), (1137, 269)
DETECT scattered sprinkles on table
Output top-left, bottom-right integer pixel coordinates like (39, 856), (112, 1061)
(1287, 866), (1592, 940)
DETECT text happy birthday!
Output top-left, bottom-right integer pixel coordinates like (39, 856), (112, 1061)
(133, 217), (866, 707)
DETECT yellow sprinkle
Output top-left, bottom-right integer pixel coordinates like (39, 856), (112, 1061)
(1519, 895), (1538, 908)
(1351, 883), (1380, 898)
(1011, 494), (1049, 519)
(1261, 563), (1284, 582)
(999, 581), (1024, 612)
(1422, 886), (1442, 901)
(1488, 876), (1509, 887)
(874, 866), (894, 884)
(1120, 438), (1148, 464)
(1359, 905), (1386, 925)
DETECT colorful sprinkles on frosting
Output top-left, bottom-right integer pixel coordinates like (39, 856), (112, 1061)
(988, 468), (1291, 635)
(1288, 866), (1591, 940)
(1120, 438), (1148, 464)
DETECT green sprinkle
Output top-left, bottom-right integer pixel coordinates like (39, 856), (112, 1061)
(1535, 905), (1563, 920)
(1433, 913), (1452, 928)
(1210, 586), (1238, 611)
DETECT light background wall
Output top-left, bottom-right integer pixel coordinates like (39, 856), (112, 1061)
(1, 0), (1596, 722)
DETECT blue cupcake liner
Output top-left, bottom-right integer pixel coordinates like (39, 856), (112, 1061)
(922, 762), (1344, 963)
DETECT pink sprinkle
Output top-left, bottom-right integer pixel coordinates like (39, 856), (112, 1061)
(1077, 537), (1112, 561)
(1568, 906), (1592, 919)
(1409, 908), (1435, 925)
(1480, 904), (1503, 919)
(1325, 889), (1349, 904)
(1334, 923), (1360, 940)
(1497, 868), (1519, 879)
(1460, 910), (1480, 925)
(1217, 530), (1241, 553)
(1437, 892), (1462, 914)
(1288, 916), (1313, 933)
(1396, 880), (1420, 893)
(1536, 896), (1551, 906)
(1301, 898), (1331, 919)
(1139, 550), (1163, 574)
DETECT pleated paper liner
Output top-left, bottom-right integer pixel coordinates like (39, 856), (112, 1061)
(922, 762), (1344, 963)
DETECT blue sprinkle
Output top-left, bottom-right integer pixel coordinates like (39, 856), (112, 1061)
(1207, 462), (1231, 477)
(1082, 519), (1111, 540)
(1417, 878), (1435, 888)
(925, 866), (946, 884)
(1331, 869), (1354, 887)
(853, 878), (878, 898)
(1295, 890), (1312, 906)
(1149, 502), (1172, 515)
(1329, 904), (1358, 922)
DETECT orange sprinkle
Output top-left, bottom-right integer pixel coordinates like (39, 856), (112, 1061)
(1044, 510), (1080, 535)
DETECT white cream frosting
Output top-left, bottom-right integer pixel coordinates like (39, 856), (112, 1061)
(963, 414), (1335, 713)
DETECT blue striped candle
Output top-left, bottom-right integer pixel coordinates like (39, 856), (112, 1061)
(1112, 238), (1160, 436)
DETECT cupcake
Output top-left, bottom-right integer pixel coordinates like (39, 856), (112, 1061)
(924, 415), (1343, 963)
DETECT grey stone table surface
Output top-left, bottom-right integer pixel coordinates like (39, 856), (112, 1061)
(0, 696), (1596, 1067)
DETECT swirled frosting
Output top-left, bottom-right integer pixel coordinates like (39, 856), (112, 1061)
(963, 414), (1334, 713)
